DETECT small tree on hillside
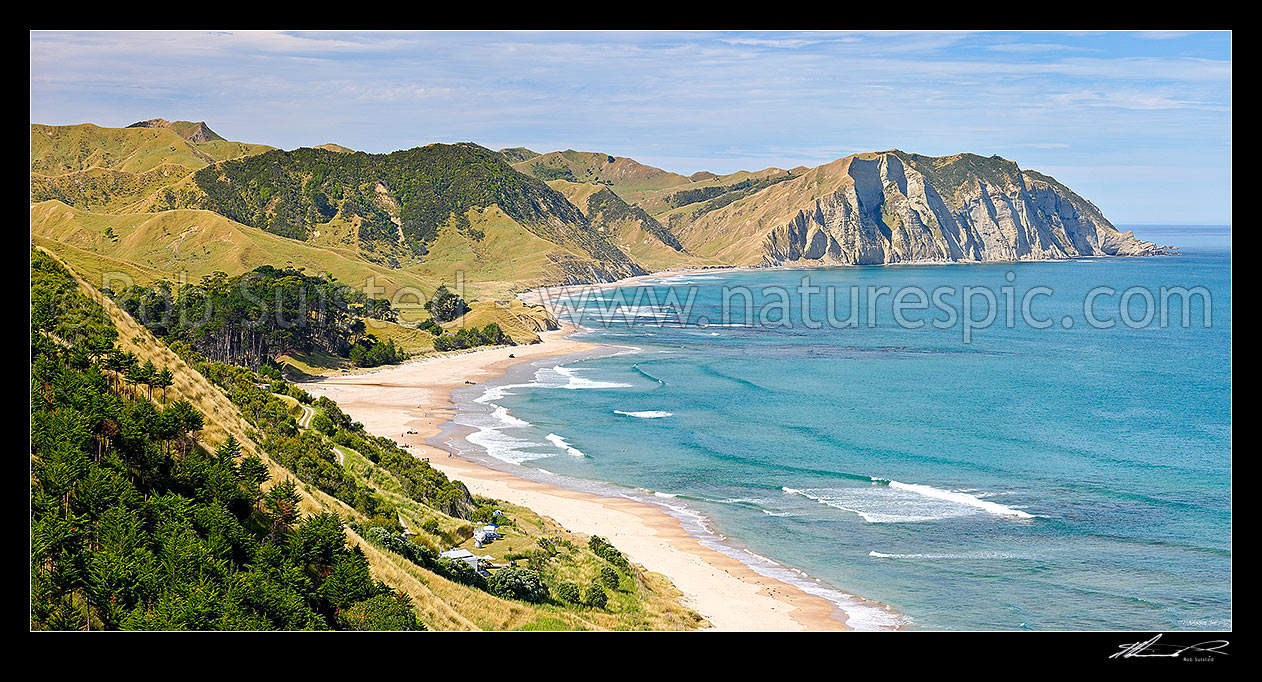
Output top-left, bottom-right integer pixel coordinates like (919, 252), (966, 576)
(425, 286), (470, 323)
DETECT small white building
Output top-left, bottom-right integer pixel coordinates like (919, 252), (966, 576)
(440, 549), (479, 571)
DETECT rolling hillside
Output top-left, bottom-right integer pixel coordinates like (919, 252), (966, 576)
(30, 122), (274, 212)
(546, 179), (717, 271)
(32, 121), (1163, 311)
(187, 144), (643, 281)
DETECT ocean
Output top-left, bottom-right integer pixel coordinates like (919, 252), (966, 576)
(441, 225), (1231, 631)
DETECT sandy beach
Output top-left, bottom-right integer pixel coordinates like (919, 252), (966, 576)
(305, 325), (851, 631)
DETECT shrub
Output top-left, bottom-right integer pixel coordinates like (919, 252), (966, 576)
(420, 517), (440, 534)
(417, 318), (443, 336)
(487, 568), (549, 604)
(340, 593), (424, 631)
(471, 504), (499, 523)
(311, 411), (335, 435)
(434, 557), (487, 590)
(583, 583), (608, 609)
(600, 565), (620, 590)
(588, 535), (629, 570)
(555, 581), (582, 604)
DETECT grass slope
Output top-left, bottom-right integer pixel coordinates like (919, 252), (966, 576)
(31, 123), (274, 212)
(513, 150), (692, 197)
(31, 123), (272, 175)
(30, 200), (444, 300)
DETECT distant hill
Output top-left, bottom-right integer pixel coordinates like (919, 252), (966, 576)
(513, 150), (693, 196)
(31, 122), (271, 175)
(31, 120), (1165, 301)
(127, 118), (226, 143)
(30, 122), (274, 212)
(546, 179), (721, 272)
(315, 142), (355, 153)
(185, 143), (644, 283)
(497, 147), (539, 163)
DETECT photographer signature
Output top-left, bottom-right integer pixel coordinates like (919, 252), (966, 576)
(1111, 634), (1229, 660)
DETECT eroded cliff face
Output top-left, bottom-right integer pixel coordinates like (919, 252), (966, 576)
(760, 152), (1160, 266)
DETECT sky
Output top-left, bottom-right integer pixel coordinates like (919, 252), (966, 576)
(30, 30), (1231, 224)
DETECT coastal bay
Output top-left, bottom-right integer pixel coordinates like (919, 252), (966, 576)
(304, 326), (855, 631)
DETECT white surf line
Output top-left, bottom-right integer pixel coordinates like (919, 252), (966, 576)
(614, 410), (673, 418)
(545, 432), (587, 457)
(884, 479), (1034, 519)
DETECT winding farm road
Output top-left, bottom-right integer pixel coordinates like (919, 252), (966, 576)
(297, 403), (315, 429)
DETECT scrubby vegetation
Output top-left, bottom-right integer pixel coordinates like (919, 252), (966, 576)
(433, 323), (510, 352)
(350, 523), (486, 590)
(588, 535), (630, 571)
(175, 351), (474, 521)
(30, 250), (420, 630)
(487, 568), (550, 603)
(192, 143), (589, 250)
(668, 171), (798, 215)
(585, 188), (683, 251)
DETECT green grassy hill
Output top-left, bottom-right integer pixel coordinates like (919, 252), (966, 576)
(127, 118), (227, 143)
(31, 122), (274, 212)
(513, 149), (693, 196)
(547, 180), (723, 271)
(31, 197), (639, 305)
(30, 199), (444, 300)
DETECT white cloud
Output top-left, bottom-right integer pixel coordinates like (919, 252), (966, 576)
(28, 29), (1231, 223)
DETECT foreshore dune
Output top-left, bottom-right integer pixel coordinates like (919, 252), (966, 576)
(305, 326), (852, 631)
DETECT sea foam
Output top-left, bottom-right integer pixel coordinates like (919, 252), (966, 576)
(614, 410), (674, 419)
(783, 480), (1033, 523)
(545, 432), (587, 458)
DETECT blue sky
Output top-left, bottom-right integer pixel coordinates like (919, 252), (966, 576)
(30, 30), (1231, 224)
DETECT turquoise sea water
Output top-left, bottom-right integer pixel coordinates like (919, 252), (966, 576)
(444, 226), (1231, 630)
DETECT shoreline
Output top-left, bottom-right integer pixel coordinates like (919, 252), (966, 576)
(305, 324), (860, 631)
(514, 253), (1176, 309)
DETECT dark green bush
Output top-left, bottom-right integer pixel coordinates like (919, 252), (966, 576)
(600, 565), (621, 590)
(555, 581), (582, 604)
(588, 535), (629, 570)
(487, 568), (549, 603)
(583, 583), (608, 609)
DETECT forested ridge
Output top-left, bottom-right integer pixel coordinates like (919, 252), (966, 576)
(192, 143), (590, 250)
